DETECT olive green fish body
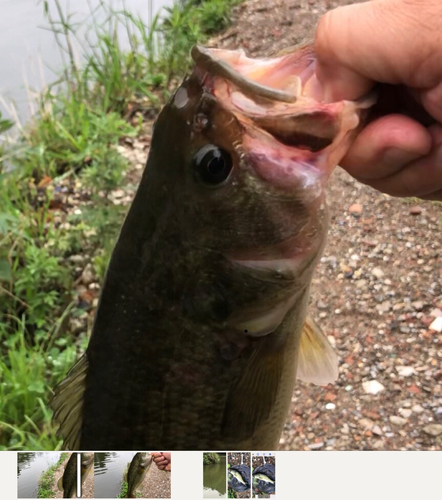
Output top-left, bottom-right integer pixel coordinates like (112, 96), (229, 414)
(57, 453), (78, 498)
(52, 44), (373, 451)
(126, 452), (152, 498)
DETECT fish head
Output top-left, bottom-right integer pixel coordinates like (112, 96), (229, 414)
(142, 44), (373, 334)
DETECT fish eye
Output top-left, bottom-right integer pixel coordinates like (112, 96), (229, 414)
(193, 145), (233, 186)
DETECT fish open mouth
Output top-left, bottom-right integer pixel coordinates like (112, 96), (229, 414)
(191, 45), (375, 181)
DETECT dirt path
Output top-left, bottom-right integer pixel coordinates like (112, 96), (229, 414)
(212, 0), (442, 451)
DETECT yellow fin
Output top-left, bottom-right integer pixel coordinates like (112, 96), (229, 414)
(297, 316), (338, 385)
(51, 354), (88, 450)
(57, 476), (63, 491)
(222, 336), (283, 440)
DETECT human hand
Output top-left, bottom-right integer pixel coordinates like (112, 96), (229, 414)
(315, 0), (442, 200)
(151, 452), (171, 472)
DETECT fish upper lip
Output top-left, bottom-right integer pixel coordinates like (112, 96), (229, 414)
(191, 45), (298, 104)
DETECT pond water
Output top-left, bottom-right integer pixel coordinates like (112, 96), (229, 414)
(94, 451), (138, 498)
(17, 452), (62, 498)
(0, 0), (174, 121)
(203, 454), (227, 498)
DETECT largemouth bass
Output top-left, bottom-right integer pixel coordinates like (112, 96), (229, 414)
(52, 44), (373, 450)
(126, 452), (153, 499)
(57, 453), (77, 498)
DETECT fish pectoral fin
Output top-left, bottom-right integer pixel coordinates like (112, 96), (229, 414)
(296, 316), (338, 385)
(57, 477), (63, 491)
(221, 336), (283, 441)
(51, 354), (88, 450)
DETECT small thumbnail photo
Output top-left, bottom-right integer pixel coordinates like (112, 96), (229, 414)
(94, 452), (171, 498)
(228, 452), (251, 498)
(17, 452), (94, 498)
(203, 452), (227, 498)
(251, 455), (275, 498)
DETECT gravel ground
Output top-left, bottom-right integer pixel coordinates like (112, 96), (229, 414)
(138, 462), (171, 499)
(210, 0), (442, 451)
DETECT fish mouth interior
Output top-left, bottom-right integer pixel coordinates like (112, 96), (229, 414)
(191, 45), (373, 155)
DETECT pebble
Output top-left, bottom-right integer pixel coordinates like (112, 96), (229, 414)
(389, 416), (407, 426)
(429, 317), (442, 332)
(435, 408), (442, 421)
(349, 203), (363, 216)
(308, 442), (324, 450)
(412, 301), (424, 311)
(412, 404), (424, 413)
(422, 424), (442, 437)
(399, 408), (412, 419)
(396, 366), (416, 377)
(372, 425), (383, 436)
(408, 205), (422, 215)
(371, 267), (384, 279)
(325, 403), (336, 410)
(362, 380), (385, 395)
(341, 423), (350, 435)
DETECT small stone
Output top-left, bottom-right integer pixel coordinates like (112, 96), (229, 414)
(429, 317), (442, 332)
(399, 408), (412, 419)
(412, 301), (424, 311)
(389, 416), (407, 426)
(362, 380), (385, 395)
(349, 203), (363, 216)
(372, 425), (383, 436)
(423, 424), (442, 437)
(430, 308), (442, 318)
(409, 205), (422, 215)
(341, 423), (350, 434)
(359, 418), (374, 430)
(396, 366), (416, 377)
(308, 442), (324, 450)
(434, 408), (442, 421)
(412, 404), (424, 413)
(325, 403), (336, 410)
(371, 267), (384, 279)
(307, 432), (315, 440)
(317, 300), (328, 310)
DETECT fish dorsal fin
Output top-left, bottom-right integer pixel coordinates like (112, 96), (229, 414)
(57, 476), (63, 491)
(51, 354), (89, 450)
(221, 336), (283, 441)
(297, 316), (338, 385)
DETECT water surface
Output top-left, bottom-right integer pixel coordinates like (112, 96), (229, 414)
(203, 454), (227, 498)
(0, 0), (174, 121)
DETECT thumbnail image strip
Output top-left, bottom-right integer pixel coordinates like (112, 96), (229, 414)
(203, 452), (227, 498)
(228, 452), (251, 498)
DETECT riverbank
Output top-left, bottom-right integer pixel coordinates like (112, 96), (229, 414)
(0, 0), (240, 450)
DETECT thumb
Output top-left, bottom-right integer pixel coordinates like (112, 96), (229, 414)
(314, 0), (432, 101)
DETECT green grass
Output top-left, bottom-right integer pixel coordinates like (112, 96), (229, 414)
(0, 0), (241, 450)
(37, 452), (69, 498)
